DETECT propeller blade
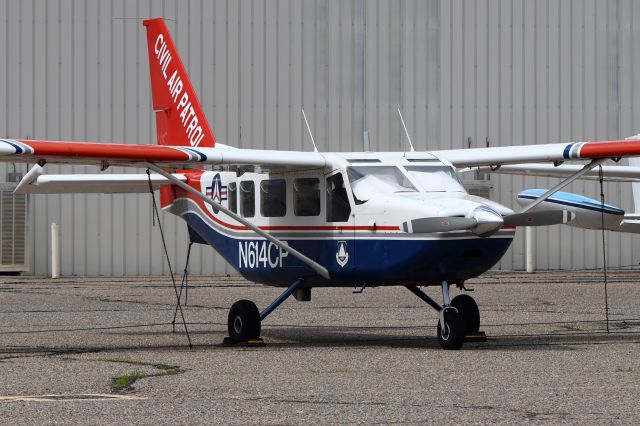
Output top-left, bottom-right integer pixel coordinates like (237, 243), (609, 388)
(503, 210), (574, 226)
(403, 217), (478, 234)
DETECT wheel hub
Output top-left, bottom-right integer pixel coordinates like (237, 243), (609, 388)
(441, 323), (450, 340)
(233, 316), (243, 334)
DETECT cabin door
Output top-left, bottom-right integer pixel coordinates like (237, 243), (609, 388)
(325, 172), (355, 274)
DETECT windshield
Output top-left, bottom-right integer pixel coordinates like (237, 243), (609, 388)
(404, 166), (466, 192)
(347, 166), (417, 201)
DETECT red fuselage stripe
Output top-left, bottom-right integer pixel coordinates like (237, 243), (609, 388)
(173, 189), (517, 234)
(174, 190), (401, 232)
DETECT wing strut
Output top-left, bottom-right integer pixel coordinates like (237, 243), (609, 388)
(144, 163), (330, 280)
(519, 158), (608, 214)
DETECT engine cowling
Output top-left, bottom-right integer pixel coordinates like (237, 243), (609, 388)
(516, 189), (625, 230)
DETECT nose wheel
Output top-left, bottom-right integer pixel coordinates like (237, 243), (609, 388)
(437, 308), (465, 349)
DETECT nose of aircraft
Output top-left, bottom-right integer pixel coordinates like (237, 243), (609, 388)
(400, 197), (510, 235)
(467, 206), (504, 236)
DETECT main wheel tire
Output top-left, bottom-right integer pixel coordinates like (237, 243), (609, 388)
(451, 294), (480, 333)
(437, 310), (465, 350)
(228, 300), (261, 343)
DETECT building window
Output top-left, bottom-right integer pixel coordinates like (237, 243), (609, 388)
(240, 181), (255, 218)
(260, 179), (286, 217)
(294, 178), (320, 216)
(227, 182), (237, 214)
(326, 173), (351, 222)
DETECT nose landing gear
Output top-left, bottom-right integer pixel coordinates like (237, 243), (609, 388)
(436, 281), (466, 350)
(406, 281), (482, 350)
(437, 308), (465, 349)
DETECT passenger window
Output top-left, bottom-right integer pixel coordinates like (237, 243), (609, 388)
(240, 181), (255, 217)
(260, 179), (286, 217)
(326, 173), (351, 222)
(294, 178), (320, 216)
(227, 182), (237, 214)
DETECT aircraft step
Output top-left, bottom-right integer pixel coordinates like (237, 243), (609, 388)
(464, 331), (487, 343)
(222, 337), (266, 347)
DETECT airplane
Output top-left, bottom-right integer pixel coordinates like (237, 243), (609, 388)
(4, 18), (640, 350)
(465, 153), (640, 234)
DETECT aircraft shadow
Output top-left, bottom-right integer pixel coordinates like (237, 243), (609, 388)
(262, 327), (640, 351)
(2, 327), (640, 356)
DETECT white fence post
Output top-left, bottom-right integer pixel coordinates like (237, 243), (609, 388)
(51, 222), (60, 279)
(525, 226), (536, 273)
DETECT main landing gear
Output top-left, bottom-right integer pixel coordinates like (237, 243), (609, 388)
(226, 277), (306, 344)
(226, 277), (480, 349)
(406, 282), (481, 350)
(228, 300), (261, 342)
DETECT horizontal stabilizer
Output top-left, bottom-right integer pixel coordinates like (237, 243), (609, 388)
(618, 220), (640, 234)
(14, 171), (186, 194)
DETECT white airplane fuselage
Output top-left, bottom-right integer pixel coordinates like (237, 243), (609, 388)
(161, 151), (516, 288)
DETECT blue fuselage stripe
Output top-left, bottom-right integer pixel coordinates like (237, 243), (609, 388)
(181, 210), (514, 288)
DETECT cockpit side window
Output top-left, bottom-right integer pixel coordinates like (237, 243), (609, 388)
(294, 178), (320, 216)
(326, 173), (351, 222)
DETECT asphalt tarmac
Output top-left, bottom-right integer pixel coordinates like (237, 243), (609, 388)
(1, 270), (640, 424)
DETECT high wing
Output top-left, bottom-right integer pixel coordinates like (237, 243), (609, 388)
(461, 163), (640, 182)
(0, 139), (326, 171)
(433, 140), (640, 168)
(5, 138), (640, 173)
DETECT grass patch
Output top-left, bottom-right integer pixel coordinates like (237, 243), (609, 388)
(102, 359), (183, 393)
(112, 371), (148, 392)
(615, 367), (632, 373)
(54, 355), (184, 393)
(111, 366), (182, 393)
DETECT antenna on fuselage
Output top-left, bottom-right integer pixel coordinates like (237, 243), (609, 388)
(397, 108), (415, 152)
(362, 130), (371, 152)
(302, 109), (319, 152)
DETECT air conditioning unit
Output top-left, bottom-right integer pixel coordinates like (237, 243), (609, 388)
(462, 170), (494, 200)
(0, 184), (29, 273)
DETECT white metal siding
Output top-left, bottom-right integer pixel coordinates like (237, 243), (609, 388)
(0, 0), (638, 275)
(439, 0), (640, 270)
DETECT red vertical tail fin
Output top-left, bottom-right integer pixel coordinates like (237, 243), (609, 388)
(143, 18), (215, 148)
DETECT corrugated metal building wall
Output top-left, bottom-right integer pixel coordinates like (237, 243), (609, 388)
(1, 0), (639, 276)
